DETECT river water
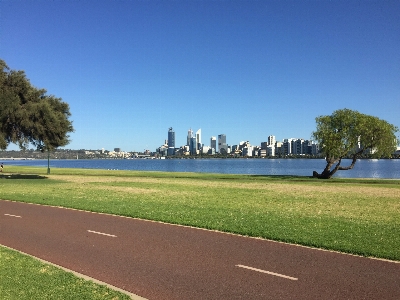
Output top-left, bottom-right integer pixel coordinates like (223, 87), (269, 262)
(4, 158), (400, 179)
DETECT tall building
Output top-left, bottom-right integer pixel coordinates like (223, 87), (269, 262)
(275, 141), (283, 156)
(267, 145), (275, 156)
(196, 129), (202, 150)
(168, 127), (175, 156)
(292, 139), (304, 155)
(190, 136), (197, 155)
(187, 128), (193, 146)
(210, 136), (216, 151)
(168, 127), (175, 148)
(283, 138), (294, 155)
(218, 134), (227, 153)
(268, 135), (276, 146)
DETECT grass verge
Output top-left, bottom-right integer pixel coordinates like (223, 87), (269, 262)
(0, 246), (131, 300)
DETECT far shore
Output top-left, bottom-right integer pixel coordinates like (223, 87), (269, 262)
(0, 157), (35, 160)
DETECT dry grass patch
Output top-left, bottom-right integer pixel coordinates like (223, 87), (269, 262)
(94, 184), (196, 197)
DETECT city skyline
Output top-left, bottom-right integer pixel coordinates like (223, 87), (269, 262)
(157, 126), (318, 156)
(2, 1), (399, 152)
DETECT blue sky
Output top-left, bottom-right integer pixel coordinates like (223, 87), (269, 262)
(1, 0), (399, 152)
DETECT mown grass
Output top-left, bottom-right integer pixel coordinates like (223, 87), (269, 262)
(0, 246), (131, 300)
(1, 165), (399, 299)
(2, 165), (399, 261)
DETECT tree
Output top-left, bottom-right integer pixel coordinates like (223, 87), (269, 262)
(312, 108), (398, 179)
(0, 59), (73, 151)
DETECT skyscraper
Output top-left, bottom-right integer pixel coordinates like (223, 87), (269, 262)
(168, 127), (175, 156)
(187, 128), (193, 146)
(210, 136), (216, 151)
(190, 136), (197, 155)
(218, 134), (227, 153)
(196, 129), (202, 150)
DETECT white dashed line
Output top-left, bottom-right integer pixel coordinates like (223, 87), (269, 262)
(236, 264), (298, 281)
(87, 230), (117, 237)
(4, 213), (22, 218)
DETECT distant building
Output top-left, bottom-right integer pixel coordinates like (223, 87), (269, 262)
(283, 138), (295, 155)
(259, 149), (267, 157)
(275, 142), (283, 156)
(187, 128), (193, 146)
(167, 127), (175, 156)
(196, 129), (202, 150)
(190, 137), (197, 155)
(309, 142), (320, 156)
(114, 148), (121, 152)
(239, 141), (250, 152)
(168, 127), (175, 148)
(242, 146), (253, 157)
(218, 134), (227, 153)
(267, 145), (275, 156)
(292, 139), (304, 155)
(268, 135), (276, 146)
(210, 136), (216, 152)
(261, 142), (268, 150)
(201, 146), (210, 154)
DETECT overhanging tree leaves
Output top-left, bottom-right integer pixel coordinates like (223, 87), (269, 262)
(312, 108), (398, 179)
(0, 59), (73, 151)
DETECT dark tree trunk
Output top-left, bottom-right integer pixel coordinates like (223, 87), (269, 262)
(313, 158), (342, 179)
(337, 154), (359, 171)
(313, 150), (363, 179)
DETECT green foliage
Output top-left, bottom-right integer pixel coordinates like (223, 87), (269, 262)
(312, 108), (398, 178)
(0, 59), (73, 151)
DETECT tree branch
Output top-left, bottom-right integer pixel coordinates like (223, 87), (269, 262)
(338, 149), (364, 171)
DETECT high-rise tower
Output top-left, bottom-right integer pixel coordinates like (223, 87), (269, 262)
(218, 134), (227, 153)
(187, 128), (193, 146)
(196, 129), (202, 150)
(168, 127), (175, 155)
(210, 136), (216, 151)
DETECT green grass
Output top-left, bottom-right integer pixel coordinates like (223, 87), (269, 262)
(2, 165), (399, 260)
(1, 165), (399, 298)
(0, 246), (131, 300)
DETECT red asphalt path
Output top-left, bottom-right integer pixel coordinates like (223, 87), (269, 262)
(1, 200), (399, 299)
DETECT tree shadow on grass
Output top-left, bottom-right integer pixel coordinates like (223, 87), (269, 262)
(1, 174), (48, 180)
(250, 175), (314, 180)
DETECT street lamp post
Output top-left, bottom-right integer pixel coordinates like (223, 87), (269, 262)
(47, 149), (50, 174)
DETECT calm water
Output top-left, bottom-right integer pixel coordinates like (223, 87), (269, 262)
(4, 158), (400, 179)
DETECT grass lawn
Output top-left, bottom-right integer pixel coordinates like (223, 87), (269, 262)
(1, 165), (399, 261)
(1, 165), (399, 299)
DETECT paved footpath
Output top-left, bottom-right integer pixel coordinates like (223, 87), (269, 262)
(1, 200), (399, 300)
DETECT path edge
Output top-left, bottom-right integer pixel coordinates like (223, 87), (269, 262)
(0, 244), (147, 300)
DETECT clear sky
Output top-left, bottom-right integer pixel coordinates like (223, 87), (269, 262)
(1, 0), (399, 152)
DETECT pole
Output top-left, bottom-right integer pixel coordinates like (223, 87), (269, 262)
(47, 149), (50, 174)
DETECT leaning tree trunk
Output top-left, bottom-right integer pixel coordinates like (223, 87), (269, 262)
(313, 158), (342, 179)
(313, 151), (363, 179)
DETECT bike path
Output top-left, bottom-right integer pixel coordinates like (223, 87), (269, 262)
(1, 200), (399, 299)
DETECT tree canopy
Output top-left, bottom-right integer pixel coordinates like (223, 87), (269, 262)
(0, 59), (73, 151)
(312, 108), (398, 179)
